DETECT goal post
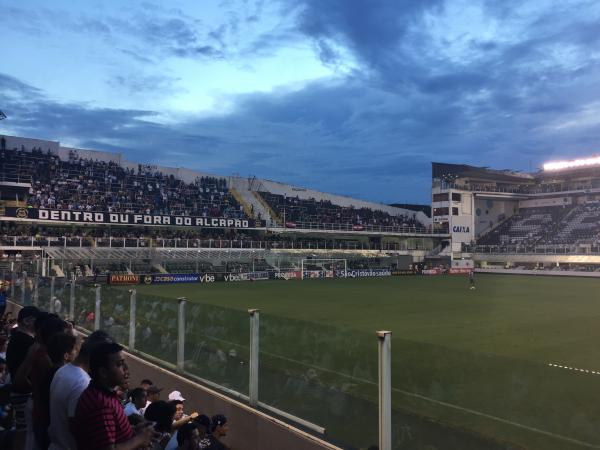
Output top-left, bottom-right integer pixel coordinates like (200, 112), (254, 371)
(300, 258), (348, 280)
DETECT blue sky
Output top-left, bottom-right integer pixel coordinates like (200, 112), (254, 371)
(2, 0), (600, 204)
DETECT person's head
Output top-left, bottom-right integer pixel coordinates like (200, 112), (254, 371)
(146, 385), (162, 403)
(176, 422), (200, 449)
(47, 332), (79, 366)
(17, 306), (40, 333)
(169, 400), (185, 420)
(78, 330), (113, 364)
(89, 342), (129, 389)
(36, 313), (69, 346)
(211, 414), (228, 437)
(140, 378), (153, 390)
(193, 415), (210, 438)
(129, 387), (147, 409)
(144, 400), (176, 433)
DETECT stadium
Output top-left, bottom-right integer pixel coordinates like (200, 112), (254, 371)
(1, 133), (600, 450)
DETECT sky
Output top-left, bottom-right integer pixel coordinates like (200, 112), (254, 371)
(2, 0), (600, 204)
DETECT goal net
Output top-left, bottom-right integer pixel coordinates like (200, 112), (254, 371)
(300, 258), (347, 280)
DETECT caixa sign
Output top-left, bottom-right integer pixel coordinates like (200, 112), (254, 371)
(452, 225), (470, 233)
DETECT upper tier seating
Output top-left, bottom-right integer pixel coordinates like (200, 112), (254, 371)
(258, 191), (426, 231)
(0, 148), (246, 219)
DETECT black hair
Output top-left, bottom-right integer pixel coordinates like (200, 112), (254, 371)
(47, 332), (77, 365)
(210, 414), (227, 432)
(140, 378), (153, 385)
(177, 422), (198, 447)
(79, 330), (113, 359)
(129, 387), (146, 402)
(194, 414), (211, 434)
(89, 342), (124, 379)
(144, 400), (176, 433)
(169, 399), (184, 407)
(37, 313), (68, 345)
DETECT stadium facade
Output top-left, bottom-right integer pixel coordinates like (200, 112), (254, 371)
(432, 159), (600, 269)
(0, 134), (447, 278)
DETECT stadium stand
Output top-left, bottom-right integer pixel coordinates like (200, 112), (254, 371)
(258, 191), (426, 231)
(476, 207), (571, 246)
(474, 204), (600, 249)
(1, 147), (246, 219)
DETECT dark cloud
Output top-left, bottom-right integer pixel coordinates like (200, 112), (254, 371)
(4, 1), (600, 204)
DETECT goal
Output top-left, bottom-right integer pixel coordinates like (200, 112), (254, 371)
(300, 258), (347, 280)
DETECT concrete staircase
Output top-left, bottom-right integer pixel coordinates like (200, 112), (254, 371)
(229, 177), (278, 225)
(51, 264), (65, 277)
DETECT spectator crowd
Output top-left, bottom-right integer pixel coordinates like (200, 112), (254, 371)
(0, 298), (232, 450)
(1, 147), (246, 220)
(258, 192), (425, 231)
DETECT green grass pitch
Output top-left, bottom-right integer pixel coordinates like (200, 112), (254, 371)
(112, 274), (600, 449)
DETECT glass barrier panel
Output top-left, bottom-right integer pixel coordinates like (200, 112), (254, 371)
(73, 282), (97, 332)
(134, 292), (178, 365)
(259, 313), (378, 450)
(184, 302), (249, 395)
(99, 285), (131, 346)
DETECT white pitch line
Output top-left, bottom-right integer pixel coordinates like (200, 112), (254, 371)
(548, 363), (600, 376)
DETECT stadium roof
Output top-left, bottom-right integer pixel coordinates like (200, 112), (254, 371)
(432, 162), (535, 183)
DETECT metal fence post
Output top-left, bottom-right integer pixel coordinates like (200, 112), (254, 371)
(94, 285), (101, 331)
(129, 289), (137, 350)
(69, 276), (75, 320)
(249, 309), (260, 406)
(49, 276), (56, 312)
(378, 330), (392, 450)
(33, 276), (39, 307)
(177, 297), (187, 371)
(11, 269), (16, 299)
(21, 271), (27, 305)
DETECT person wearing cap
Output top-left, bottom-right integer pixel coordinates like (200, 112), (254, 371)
(168, 391), (199, 430)
(142, 385), (162, 414)
(6, 305), (39, 450)
(205, 414), (230, 450)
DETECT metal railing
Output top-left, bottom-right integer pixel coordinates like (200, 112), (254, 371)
(0, 236), (433, 251)
(463, 244), (600, 255)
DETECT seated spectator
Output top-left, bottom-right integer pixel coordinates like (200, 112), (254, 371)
(72, 342), (153, 450)
(168, 391), (199, 429)
(124, 388), (147, 417)
(145, 385), (163, 410)
(49, 330), (113, 450)
(195, 415), (212, 449)
(140, 378), (154, 391)
(176, 422), (201, 450)
(205, 414), (230, 450)
(144, 400), (176, 450)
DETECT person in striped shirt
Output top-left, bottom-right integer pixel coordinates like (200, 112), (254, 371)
(72, 342), (154, 450)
